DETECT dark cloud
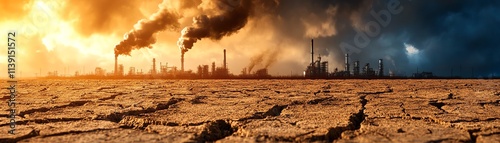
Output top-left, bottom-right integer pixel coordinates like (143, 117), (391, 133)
(267, 0), (500, 77)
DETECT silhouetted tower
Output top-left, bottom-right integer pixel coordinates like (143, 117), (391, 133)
(311, 39), (314, 68)
(114, 56), (118, 76)
(353, 61), (360, 76)
(378, 59), (383, 76)
(345, 53), (350, 76)
(152, 58), (156, 75)
(363, 63), (370, 75)
(223, 49), (227, 70)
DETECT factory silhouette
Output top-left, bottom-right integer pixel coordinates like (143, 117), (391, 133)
(42, 39), (497, 79)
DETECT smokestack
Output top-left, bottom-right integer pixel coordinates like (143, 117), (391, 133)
(153, 58), (156, 75)
(181, 52), (184, 72)
(378, 59), (383, 76)
(223, 49), (227, 70)
(115, 56), (118, 76)
(311, 39), (314, 66)
(345, 54), (350, 75)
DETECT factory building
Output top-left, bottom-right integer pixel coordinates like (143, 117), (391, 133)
(195, 49), (229, 78)
(305, 39), (329, 78)
(304, 39), (387, 78)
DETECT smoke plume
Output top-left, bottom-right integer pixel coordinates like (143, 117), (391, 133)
(247, 46), (281, 73)
(114, 2), (179, 58)
(177, 0), (256, 55)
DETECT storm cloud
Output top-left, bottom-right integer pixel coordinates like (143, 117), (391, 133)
(268, 0), (500, 77)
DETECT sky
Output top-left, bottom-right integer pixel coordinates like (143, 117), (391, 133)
(1, 0), (499, 77)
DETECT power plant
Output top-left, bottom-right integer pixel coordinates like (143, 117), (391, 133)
(304, 39), (387, 78)
(48, 39), (464, 79)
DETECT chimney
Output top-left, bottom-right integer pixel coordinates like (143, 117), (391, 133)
(115, 56), (118, 76)
(378, 59), (383, 76)
(181, 53), (184, 72)
(311, 39), (314, 67)
(223, 49), (227, 70)
(354, 61), (360, 76)
(345, 53), (350, 75)
(152, 58), (156, 75)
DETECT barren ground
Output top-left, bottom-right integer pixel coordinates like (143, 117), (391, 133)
(1, 79), (499, 143)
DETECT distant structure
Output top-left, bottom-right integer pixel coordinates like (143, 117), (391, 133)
(52, 39), (448, 79)
(196, 49), (229, 78)
(129, 67), (136, 75)
(224, 49), (227, 70)
(181, 53), (185, 72)
(304, 39), (391, 78)
(413, 72), (434, 78)
(353, 61), (360, 76)
(305, 39), (328, 78)
(378, 59), (384, 76)
(114, 56), (118, 76)
(95, 67), (106, 76)
(152, 58), (156, 75)
(345, 53), (350, 76)
(363, 63), (375, 76)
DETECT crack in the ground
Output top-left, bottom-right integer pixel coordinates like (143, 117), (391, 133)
(478, 100), (500, 107)
(307, 97), (335, 105)
(190, 95), (208, 104)
(0, 128), (39, 143)
(400, 102), (409, 116)
(238, 105), (288, 121)
(119, 116), (210, 129)
(313, 95), (367, 142)
(96, 86), (117, 91)
(449, 118), (500, 123)
(98, 92), (126, 101)
(18, 101), (90, 118)
(467, 129), (480, 143)
(1, 95), (9, 100)
(40, 128), (115, 138)
(428, 100), (446, 113)
(193, 120), (236, 142)
(357, 87), (393, 95)
(95, 98), (183, 123)
(0, 117), (84, 127)
(480, 131), (500, 137)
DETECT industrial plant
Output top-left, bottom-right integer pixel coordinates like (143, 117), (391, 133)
(304, 39), (393, 78)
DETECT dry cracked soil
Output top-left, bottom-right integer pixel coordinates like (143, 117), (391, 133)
(1, 79), (499, 143)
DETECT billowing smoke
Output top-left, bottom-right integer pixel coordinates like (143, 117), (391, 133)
(177, 0), (252, 55)
(247, 46), (281, 73)
(176, 0), (279, 54)
(247, 53), (264, 73)
(114, 2), (179, 58)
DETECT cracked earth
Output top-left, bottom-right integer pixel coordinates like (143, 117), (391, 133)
(1, 79), (499, 142)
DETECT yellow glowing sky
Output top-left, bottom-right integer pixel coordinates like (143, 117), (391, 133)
(0, 0), (341, 78)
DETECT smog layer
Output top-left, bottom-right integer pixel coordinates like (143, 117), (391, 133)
(1, 79), (499, 142)
(3, 0), (499, 77)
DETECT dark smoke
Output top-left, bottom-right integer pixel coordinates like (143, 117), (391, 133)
(247, 46), (281, 73)
(247, 53), (264, 73)
(177, 0), (279, 55)
(114, 3), (179, 58)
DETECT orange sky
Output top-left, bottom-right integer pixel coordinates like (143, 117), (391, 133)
(0, 0), (342, 78)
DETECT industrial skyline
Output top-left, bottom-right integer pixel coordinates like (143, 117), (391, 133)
(1, 0), (499, 78)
